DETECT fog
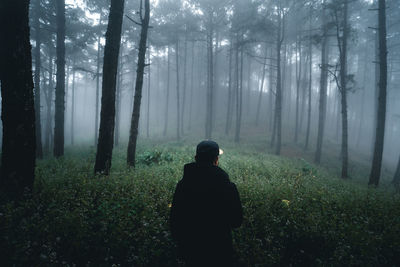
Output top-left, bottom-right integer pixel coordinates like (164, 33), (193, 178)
(28, 0), (400, 175)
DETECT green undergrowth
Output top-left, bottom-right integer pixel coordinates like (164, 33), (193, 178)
(1, 141), (400, 266)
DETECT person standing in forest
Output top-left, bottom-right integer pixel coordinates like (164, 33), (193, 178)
(170, 140), (243, 266)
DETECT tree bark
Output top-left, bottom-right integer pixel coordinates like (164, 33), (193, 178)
(175, 40), (181, 141)
(146, 48), (151, 138)
(295, 37), (302, 143)
(95, 32), (102, 146)
(315, 12), (329, 164)
(369, 0), (387, 186)
(94, 0), (125, 174)
(34, 0), (43, 159)
(0, 0), (36, 197)
(163, 46), (170, 136)
(234, 36), (243, 143)
(273, 7), (284, 155)
(181, 34), (187, 136)
(225, 40), (233, 134)
(188, 41), (195, 131)
(115, 45), (123, 147)
(126, 0), (150, 167)
(70, 60), (76, 145)
(393, 155), (400, 186)
(205, 20), (214, 139)
(339, 0), (349, 179)
(44, 50), (54, 154)
(305, 16), (312, 150)
(256, 46), (267, 126)
(54, 0), (65, 158)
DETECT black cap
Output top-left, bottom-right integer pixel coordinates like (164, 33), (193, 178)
(196, 140), (223, 157)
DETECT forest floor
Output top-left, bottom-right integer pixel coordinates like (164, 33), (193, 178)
(1, 138), (400, 266)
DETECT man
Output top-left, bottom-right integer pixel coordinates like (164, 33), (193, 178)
(170, 140), (243, 266)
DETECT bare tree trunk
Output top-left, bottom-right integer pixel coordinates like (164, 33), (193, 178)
(273, 7), (284, 155)
(115, 45), (123, 147)
(175, 40), (181, 141)
(188, 41), (195, 131)
(315, 13), (329, 164)
(268, 48), (274, 132)
(0, 0), (36, 197)
(34, 0), (43, 159)
(339, 0), (349, 179)
(205, 21), (214, 139)
(54, 0), (65, 158)
(225, 40), (233, 134)
(295, 37), (302, 143)
(95, 33), (101, 146)
(234, 37), (243, 143)
(163, 46), (170, 137)
(305, 17), (312, 150)
(181, 34), (187, 136)
(94, 0), (125, 174)
(44, 51), (54, 154)
(369, 0), (387, 186)
(146, 48), (151, 138)
(126, 0), (150, 167)
(256, 46), (267, 126)
(246, 57), (252, 115)
(71, 60), (76, 146)
(393, 155), (400, 186)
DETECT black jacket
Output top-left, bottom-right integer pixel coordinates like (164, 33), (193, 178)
(170, 162), (243, 265)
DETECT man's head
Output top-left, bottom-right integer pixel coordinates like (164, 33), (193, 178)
(195, 140), (223, 165)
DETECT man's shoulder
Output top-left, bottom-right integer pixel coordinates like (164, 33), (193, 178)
(213, 166), (230, 182)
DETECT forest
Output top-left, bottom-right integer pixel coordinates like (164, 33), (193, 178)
(0, 0), (400, 265)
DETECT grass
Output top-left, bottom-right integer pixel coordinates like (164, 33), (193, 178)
(1, 139), (400, 266)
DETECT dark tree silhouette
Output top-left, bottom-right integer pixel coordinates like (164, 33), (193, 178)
(94, 0), (125, 174)
(127, 0), (150, 167)
(369, 0), (387, 186)
(54, 0), (65, 157)
(33, 0), (43, 159)
(0, 0), (36, 197)
(315, 5), (329, 164)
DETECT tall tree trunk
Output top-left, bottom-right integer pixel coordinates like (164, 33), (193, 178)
(54, 0), (65, 158)
(268, 48), (274, 132)
(305, 17), (313, 150)
(115, 45), (123, 147)
(163, 46), (170, 136)
(315, 13), (329, 164)
(126, 0), (150, 167)
(356, 48), (368, 149)
(256, 46), (267, 126)
(181, 34), (187, 136)
(94, 0), (125, 174)
(34, 0), (43, 159)
(393, 155), (400, 186)
(70, 61), (76, 145)
(225, 40), (233, 134)
(369, 0), (387, 186)
(246, 57), (252, 115)
(175, 40), (181, 141)
(0, 0), (36, 197)
(234, 36), (243, 143)
(339, 0), (349, 179)
(146, 48), (151, 138)
(188, 41), (195, 131)
(273, 8), (284, 155)
(95, 33), (102, 146)
(44, 51), (54, 154)
(205, 21), (214, 139)
(295, 37), (302, 143)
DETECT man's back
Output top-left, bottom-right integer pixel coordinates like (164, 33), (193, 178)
(170, 162), (243, 266)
